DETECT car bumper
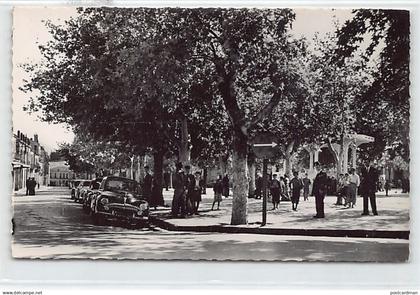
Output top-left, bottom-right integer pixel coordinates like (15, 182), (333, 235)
(96, 211), (149, 222)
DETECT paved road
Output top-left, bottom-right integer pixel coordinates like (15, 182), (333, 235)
(12, 187), (409, 261)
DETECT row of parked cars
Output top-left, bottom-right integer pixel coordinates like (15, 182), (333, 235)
(69, 176), (150, 227)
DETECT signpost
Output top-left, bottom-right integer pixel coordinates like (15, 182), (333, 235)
(251, 133), (281, 227)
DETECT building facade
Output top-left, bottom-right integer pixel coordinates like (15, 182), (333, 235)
(11, 131), (49, 191)
(48, 161), (73, 187)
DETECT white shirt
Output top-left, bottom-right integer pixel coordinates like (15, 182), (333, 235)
(349, 174), (360, 186)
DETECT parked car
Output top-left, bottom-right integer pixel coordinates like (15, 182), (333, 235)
(70, 180), (83, 199)
(75, 180), (91, 203)
(90, 176), (149, 227)
(82, 178), (103, 214)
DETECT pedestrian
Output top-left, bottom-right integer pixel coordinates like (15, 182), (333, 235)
(184, 165), (195, 215)
(171, 162), (186, 218)
(222, 174), (230, 198)
(343, 173), (350, 207)
(348, 168), (360, 208)
(255, 173), (263, 199)
(28, 177), (36, 196)
(270, 174), (281, 210)
(312, 162), (329, 218)
(302, 173), (311, 201)
(143, 166), (153, 202)
(151, 176), (165, 210)
(191, 171), (204, 214)
(25, 178), (30, 196)
(360, 160), (379, 216)
(212, 175), (223, 210)
(290, 171), (303, 211)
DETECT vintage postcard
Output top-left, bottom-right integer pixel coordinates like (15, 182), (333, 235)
(11, 6), (410, 261)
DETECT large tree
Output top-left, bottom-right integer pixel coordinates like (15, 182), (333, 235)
(336, 9), (410, 163)
(22, 8), (308, 225)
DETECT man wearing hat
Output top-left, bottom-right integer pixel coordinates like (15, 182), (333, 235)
(171, 162), (186, 218)
(184, 165), (195, 215)
(311, 162), (329, 218)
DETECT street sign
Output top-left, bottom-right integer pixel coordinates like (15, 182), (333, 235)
(250, 133), (281, 159)
(250, 132), (281, 227)
(253, 142), (278, 148)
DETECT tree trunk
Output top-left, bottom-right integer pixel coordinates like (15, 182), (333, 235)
(137, 155), (145, 184)
(152, 150), (165, 206)
(202, 167), (208, 194)
(231, 131), (249, 225)
(248, 152), (256, 197)
(178, 118), (190, 165)
(219, 154), (229, 175)
(284, 141), (294, 176)
(327, 138), (342, 177)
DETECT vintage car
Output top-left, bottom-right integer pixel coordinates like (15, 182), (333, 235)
(82, 178), (103, 213)
(70, 180), (83, 199)
(74, 180), (91, 203)
(90, 176), (149, 226)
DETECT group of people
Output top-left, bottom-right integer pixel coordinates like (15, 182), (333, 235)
(335, 168), (360, 208)
(25, 177), (38, 196)
(254, 172), (312, 211)
(312, 161), (379, 218)
(250, 160), (380, 219)
(171, 163), (205, 218)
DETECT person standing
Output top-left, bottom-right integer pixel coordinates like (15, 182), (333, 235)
(290, 171), (303, 211)
(184, 165), (195, 215)
(143, 166), (153, 202)
(348, 168), (360, 208)
(191, 171), (204, 214)
(270, 174), (281, 210)
(312, 162), (329, 218)
(28, 177), (36, 196)
(360, 160), (379, 216)
(343, 173), (350, 207)
(212, 175), (223, 210)
(302, 173), (311, 201)
(222, 174), (230, 198)
(25, 178), (30, 196)
(171, 163), (186, 218)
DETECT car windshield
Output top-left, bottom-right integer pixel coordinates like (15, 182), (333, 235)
(105, 179), (138, 193)
(82, 181), (91, 186)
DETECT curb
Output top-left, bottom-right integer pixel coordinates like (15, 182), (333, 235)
(149, 216), (410, 240)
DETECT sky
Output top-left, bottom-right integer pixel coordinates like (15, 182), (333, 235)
(12, 7), (353, 153)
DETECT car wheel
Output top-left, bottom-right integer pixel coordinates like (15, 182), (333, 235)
(136, 220), (150, 229)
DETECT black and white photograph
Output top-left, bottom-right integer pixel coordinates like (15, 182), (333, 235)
(11, 6), (410, 261)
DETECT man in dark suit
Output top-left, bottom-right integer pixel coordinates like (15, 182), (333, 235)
(171, 162), (186, 218)
(143, 166), (153, 202)
(184, 165), (195, 215)
(312, 162), (329, 218)
(360, 160), (379, 216)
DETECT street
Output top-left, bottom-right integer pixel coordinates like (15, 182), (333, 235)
(12, 187), (409, 261)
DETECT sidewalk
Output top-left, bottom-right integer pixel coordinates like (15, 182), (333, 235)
(150, 188), (410, 239)
(12, 185), (65, 197)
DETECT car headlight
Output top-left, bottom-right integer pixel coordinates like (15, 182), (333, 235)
(100, 198), (109, 205)
(139, 203), (147, 211)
